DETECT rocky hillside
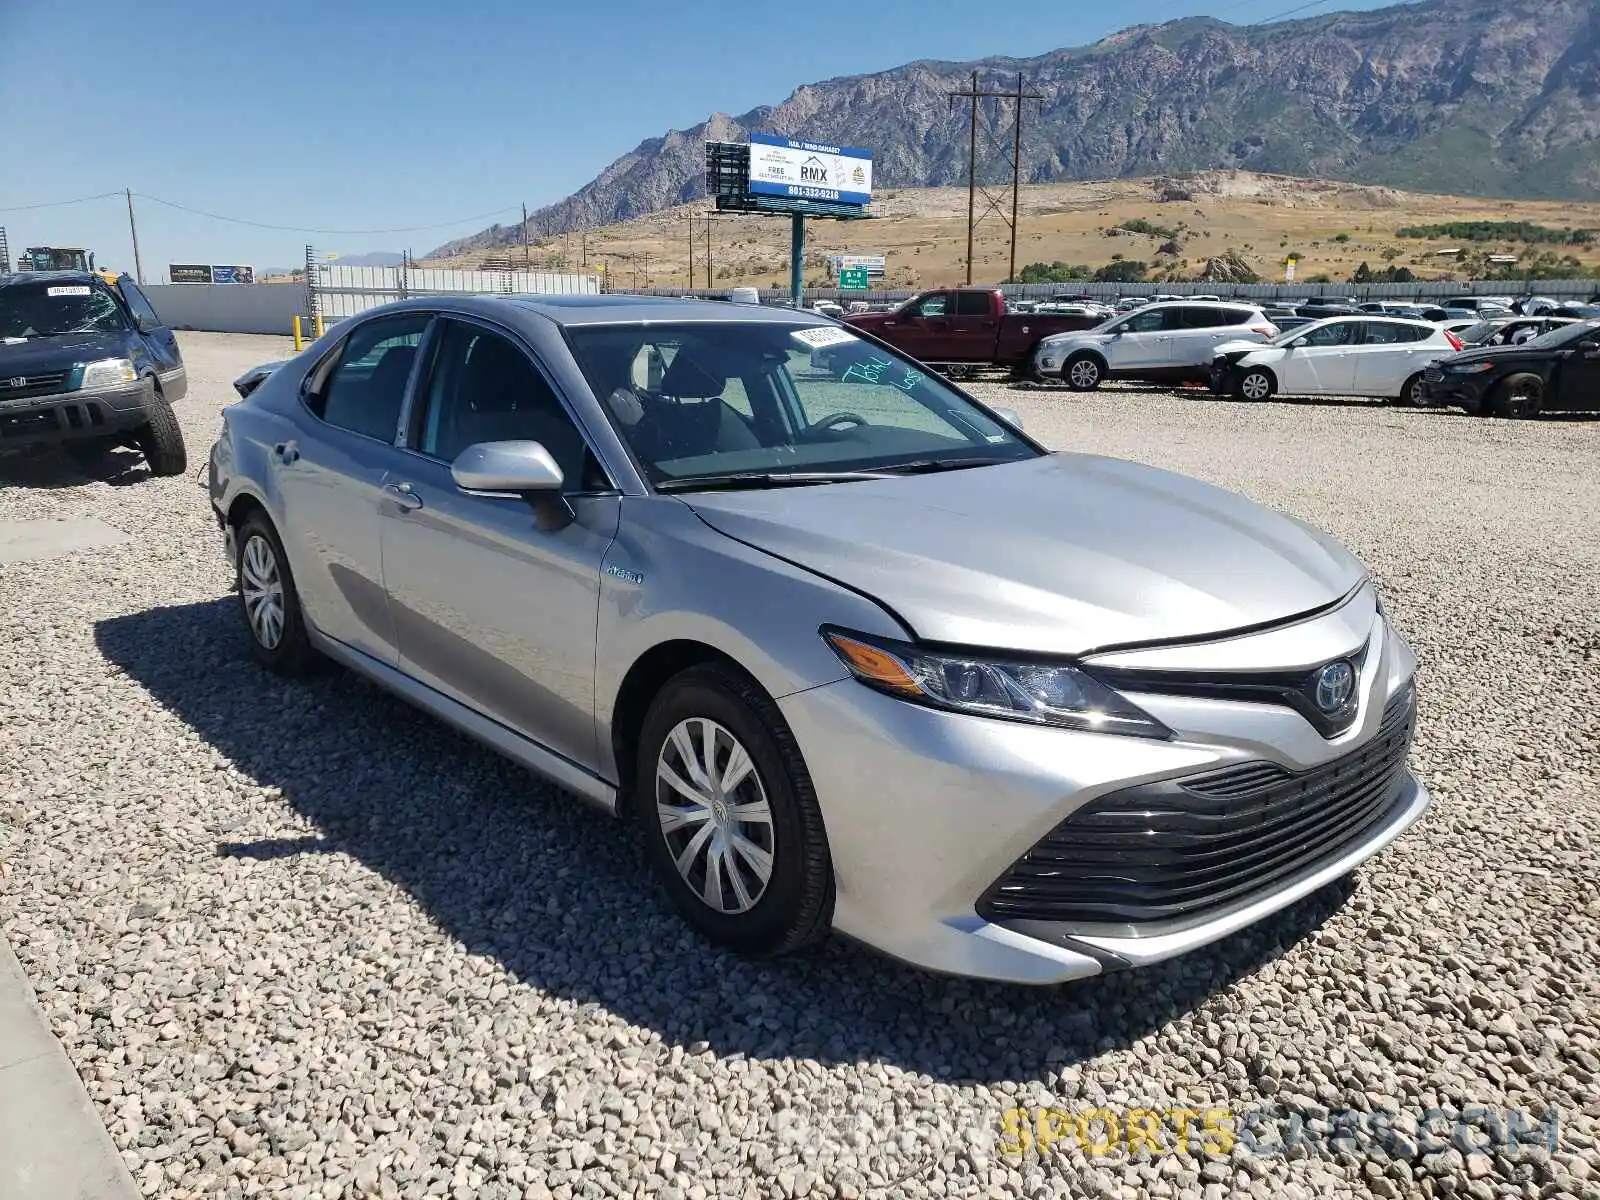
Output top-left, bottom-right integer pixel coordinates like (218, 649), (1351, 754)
(432, 0), (1600, 257)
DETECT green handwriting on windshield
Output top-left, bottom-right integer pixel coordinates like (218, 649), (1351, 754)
(842, 356), (894, 385)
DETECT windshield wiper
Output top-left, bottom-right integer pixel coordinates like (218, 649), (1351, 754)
(655, 470), (899, 493)
(873, 456), (1015, 475)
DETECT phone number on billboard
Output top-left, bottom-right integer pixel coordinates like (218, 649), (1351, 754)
(785, 185), (843, 200)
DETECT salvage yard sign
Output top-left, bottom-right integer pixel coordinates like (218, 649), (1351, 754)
(748, 134), (873, 206)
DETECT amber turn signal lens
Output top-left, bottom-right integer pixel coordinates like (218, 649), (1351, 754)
(824, 632), (923, 696)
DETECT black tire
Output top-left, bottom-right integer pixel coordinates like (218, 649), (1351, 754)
(235, 512), (318, 676)
(1488, 373), (1544, 419)
(1398, 373), (1428, 407)
(134, 379), (188, 476)
(1063, 353), (1104, 391)
(1236, 367), (1275, 402)
(635, 663), (833, 958)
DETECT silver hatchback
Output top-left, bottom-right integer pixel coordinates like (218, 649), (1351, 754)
(209, 295), (1428, 984)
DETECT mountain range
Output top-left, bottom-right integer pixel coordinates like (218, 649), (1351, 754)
(431, 0), (1600, 258)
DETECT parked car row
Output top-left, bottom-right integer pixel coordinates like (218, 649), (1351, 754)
(1209, 317), (1465, 405)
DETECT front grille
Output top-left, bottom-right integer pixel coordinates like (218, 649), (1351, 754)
(0, 371), (69, 400)
(979, 684), (1416, 928)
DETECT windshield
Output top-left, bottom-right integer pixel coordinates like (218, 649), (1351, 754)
(1458, 320), (1502, 345)
(1520, 320), (1600, 351)
(567, 322), (1037, 487)
(0, 283), (128, 339)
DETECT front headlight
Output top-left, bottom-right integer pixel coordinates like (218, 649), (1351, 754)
(1445, 361), (1496, 374)
(80, 358), (138, 388)
(823, 629), (1172, 739)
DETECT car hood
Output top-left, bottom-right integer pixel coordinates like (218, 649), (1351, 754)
(684, 453), (1365, 656)
(0, 331), (132, 373)
(1213, 338), (1278, 359)
(1437, 345), (1545, 367)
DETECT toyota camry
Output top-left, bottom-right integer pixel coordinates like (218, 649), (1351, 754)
(208, 294), (1428, 984)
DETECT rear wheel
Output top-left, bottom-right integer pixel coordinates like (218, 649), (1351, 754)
(1398, 372), (1428, 407)
(636, 664), (833, 958)
(1489, 373), (1544, 419)
(1063, 354), (1104, 391)
(134, 378), (188, 476)
(236, 513), (317, 675)
(1237, 368), (1275, 402)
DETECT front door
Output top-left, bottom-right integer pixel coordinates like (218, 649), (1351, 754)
(379, 317), (619, 771)
(1277, 319), (1359, 394)
(278, 311), (432, 664)
(1350, 320), (1426, 397)
(116, 276), (184, 391)
(1103, 306), (1174, 370)
(1552, 333), (1600, 410)
(946, 290), (1000, 361)
(885, 292), (952, 361)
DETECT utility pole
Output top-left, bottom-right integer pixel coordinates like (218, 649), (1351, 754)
(686, 215), (696, 289)
(521, 203), (531, 270)
(705, 216), (713, 288)
(946, 73), (1042, 285)
(125, 188), (144, 284)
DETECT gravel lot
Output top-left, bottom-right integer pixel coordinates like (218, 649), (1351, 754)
(2, 332), (1597, 1200)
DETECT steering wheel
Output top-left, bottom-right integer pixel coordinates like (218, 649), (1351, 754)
(805, 412), (870, 436)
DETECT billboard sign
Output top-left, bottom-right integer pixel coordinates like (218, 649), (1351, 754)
(748, 133), (872, 206)
(169, 264), (255, 284)
(828, 254), (886, 278)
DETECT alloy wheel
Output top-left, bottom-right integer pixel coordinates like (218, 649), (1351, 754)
(240, 534), (285, 650)
(1067, 359), (1100, 389)
(1241, 372), (1271, 401)
(656, 717), (775, 914)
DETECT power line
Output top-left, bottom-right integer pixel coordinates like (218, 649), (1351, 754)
(0, 191), (122, 213)
(132, 193), (524, 236)
(1253, 0), (1335, 24)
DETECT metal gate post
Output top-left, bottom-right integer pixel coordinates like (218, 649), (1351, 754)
(790, 213), (805, 308)
(303, 244), (319, 333)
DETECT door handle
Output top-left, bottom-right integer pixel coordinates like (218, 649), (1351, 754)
(385, 482), (423, 512)
(273, 441), (299, 465)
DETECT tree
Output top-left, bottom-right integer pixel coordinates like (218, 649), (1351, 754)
(1095, 260), (1149, 283)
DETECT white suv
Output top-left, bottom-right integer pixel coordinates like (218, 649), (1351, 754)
(1034, 301), (1278, 390)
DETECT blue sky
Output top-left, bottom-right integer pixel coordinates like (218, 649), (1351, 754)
(2, 0), (1395, 274)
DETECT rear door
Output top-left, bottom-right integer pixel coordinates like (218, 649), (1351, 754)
(1350, 320), (1427, 397)
(1276, 319), (1359, 394)
(1170, 306), (1258, 370)
(277, 311), (433, 665)
(947, 290), (1001, 361)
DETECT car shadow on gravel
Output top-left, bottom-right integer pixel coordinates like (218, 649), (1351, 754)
(0, 445), (152, 489)
(96, 598), (1357, 1087)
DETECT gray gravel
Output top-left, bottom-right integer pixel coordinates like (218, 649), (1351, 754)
(2, 333), (1597, 1200)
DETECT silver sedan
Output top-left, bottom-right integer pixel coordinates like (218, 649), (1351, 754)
(209, 294), (1428, 984)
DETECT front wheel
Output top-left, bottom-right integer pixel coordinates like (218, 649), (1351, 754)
(1489, 373), (1544, 419)
(1237, 368), (1275, 402)
(1063, 354), (1104, 391)
(135, 380), (188, 476)
(636, 664), (833, 958)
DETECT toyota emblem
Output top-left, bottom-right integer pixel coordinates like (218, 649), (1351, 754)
(1313, 661), (1356, 714)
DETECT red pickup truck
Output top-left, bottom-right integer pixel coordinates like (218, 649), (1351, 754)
(844, 288), (1102, 373)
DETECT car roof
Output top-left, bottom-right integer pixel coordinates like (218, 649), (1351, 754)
(1141, 299), (1259, 309)
(360, 292), (833, 330)
(0, 270), (111, 289)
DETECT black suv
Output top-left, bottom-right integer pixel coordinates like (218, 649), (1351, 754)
(0, 271), (188, 474)
(1420, 319), (1600, 418)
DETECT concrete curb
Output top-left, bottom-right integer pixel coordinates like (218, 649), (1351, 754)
(0, 936), (139, 1199)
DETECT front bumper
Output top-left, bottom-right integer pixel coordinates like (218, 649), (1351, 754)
(779, 598), (1429, 984)
(1420, 370), (1489, 411)
(0, 382), (152, 447)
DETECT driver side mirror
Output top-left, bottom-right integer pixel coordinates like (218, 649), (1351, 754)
(451, 440), (573, 530)
(1579, 339), (1600, 353)
(1288, 337), (1308, 349)
(135, 314), (160, 333)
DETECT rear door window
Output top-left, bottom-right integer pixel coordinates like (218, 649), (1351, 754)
(955, 291), (993, 316)
(310, 313), (431, 442)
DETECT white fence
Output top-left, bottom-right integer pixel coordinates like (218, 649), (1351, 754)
(142, 283), (304, 335)
(312, 264), (601, 320)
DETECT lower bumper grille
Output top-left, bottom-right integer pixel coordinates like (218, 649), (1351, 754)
(979, 684), (1416, 927)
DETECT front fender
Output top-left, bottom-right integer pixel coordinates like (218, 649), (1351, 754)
(594, 496), (906, 782)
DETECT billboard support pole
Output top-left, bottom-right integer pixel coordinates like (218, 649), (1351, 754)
(790, 213), (805, 308)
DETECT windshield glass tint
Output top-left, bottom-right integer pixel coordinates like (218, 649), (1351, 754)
(567, 322), (1036, 484)
(1523, 320), (1600, 351)
(0, 284), (128, 338)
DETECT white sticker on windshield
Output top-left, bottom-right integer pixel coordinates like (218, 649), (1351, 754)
(791, 326), (856, 349)
(46, 286), (92, 297)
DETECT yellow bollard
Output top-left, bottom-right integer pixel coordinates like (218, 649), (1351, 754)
(313, 313), (325, 338)
(292, 314), (304, 353)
